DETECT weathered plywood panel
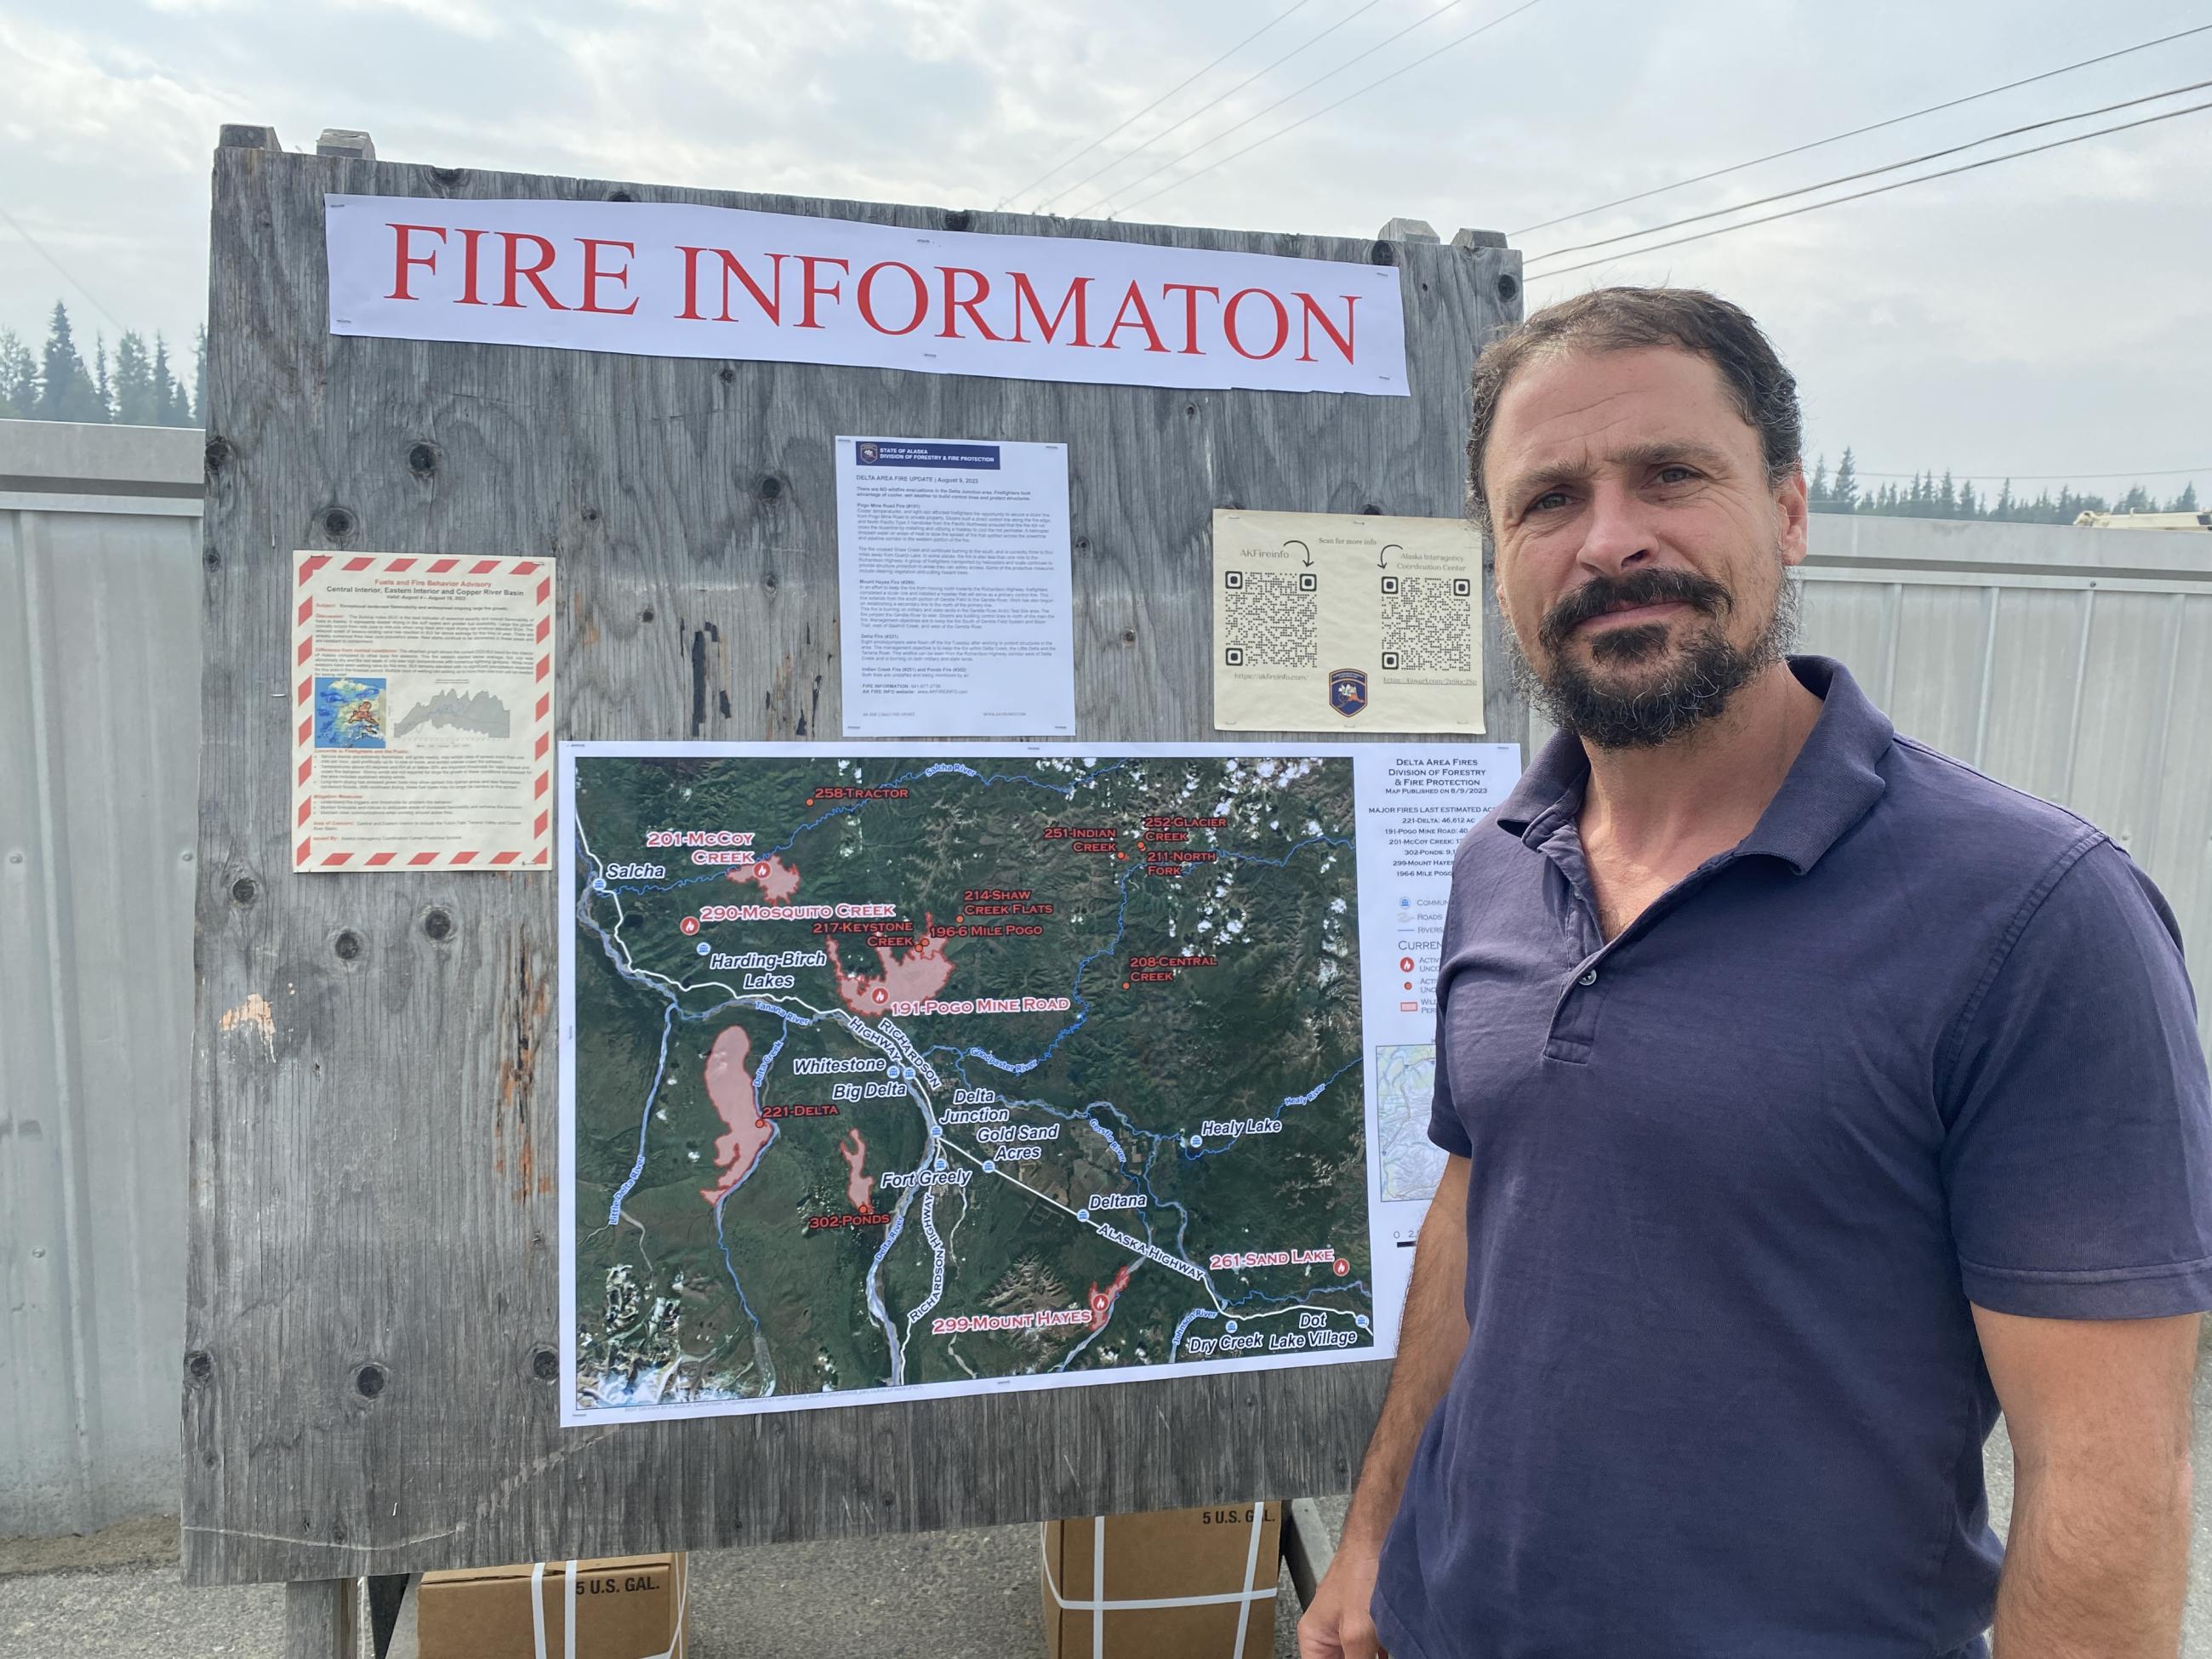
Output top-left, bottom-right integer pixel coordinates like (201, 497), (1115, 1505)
(186, 140), (1521, 1585)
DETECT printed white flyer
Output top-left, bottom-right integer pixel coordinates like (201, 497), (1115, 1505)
(835, 436), (1077, 738)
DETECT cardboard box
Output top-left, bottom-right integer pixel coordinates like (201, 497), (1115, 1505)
(419, 1553), (687, 1659)
(1041, 1504), (1282, 1659)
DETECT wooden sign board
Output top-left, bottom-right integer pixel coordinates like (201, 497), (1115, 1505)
(185, 127), (1524, 1594)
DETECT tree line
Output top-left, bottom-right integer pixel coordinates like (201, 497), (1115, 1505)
(0, 300), (203, 427)
(1809, 448), (2198, 523)
(9, 299), (2200, 521)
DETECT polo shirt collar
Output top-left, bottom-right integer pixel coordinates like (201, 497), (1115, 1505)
(1492, 655), (1894, 875)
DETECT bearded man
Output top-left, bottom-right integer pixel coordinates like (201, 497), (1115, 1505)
(1299, 288), (2212, 1658)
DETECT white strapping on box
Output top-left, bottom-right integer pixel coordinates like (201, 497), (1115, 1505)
(522, 1559), (687, 1659)
(1040, 1506), (1279, 1656)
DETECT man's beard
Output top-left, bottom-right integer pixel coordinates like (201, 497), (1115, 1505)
(1505, 563), (1800, 750)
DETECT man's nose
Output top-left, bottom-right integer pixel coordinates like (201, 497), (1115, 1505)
(1576, 481), (1655, 578)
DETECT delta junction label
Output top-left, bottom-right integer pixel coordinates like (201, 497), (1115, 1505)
(559, 745), (1382, 1421)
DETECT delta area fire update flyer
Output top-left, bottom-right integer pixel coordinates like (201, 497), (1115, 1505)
(557, 740), (1518, 1422)
(291, 550), (556, 871)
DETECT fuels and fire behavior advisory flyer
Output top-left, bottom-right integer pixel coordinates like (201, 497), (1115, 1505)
(557, 741), (1517, 1422)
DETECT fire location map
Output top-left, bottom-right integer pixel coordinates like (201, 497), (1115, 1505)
(558, 742), (1401, 1422)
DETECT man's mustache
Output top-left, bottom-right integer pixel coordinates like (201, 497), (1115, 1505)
(1538, 569), (1733, 654)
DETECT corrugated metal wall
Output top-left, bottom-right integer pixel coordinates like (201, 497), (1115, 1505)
(1522, 513), (2212, 1046)
(1, 421), (204, 1536)
(2, 426), (2207, 1536)
(1797, 513), (2212, 1049)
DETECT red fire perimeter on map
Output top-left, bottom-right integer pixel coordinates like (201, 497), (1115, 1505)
(824, 927), (956, 1017)
(1086, 1264), (1134, 1332)
(699, 1025), (772, 1206)
(837, 1127), (876, 1213)
(724, 852), (802, 904)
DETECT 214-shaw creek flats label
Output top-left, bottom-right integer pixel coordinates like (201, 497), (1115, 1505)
(558, 745), (1392, 1422)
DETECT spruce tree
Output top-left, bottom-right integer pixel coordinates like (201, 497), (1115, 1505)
(1808, 456), (1830, 507)
(0, 328), (33, 417)
(193, 324), (208, 425)
(158, 334), (193, 425)
(2173, 482), (2200, 513)
(151, 335), (188, 426)
(37, 301), (101, 422)
(1832, 448), (1858, 511)
(113, 332), (156, 425)
(1958, 480), (1979, 520)
(93, 335), (113, 423)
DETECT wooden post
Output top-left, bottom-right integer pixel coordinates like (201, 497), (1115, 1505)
(282, 1579), (356, 1659)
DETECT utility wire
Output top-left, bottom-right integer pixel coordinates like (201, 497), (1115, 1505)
(1036, 0), (1399, 214)
(1095, 0), (1551, 221)
(1070, 0), (1471, 218)
(1513, 21), (2212, 237)
(1524, 77), (2212, 266)
(995, 0), (1323, 209)
(0, 203), (129, 336)
(1525, 95), (2212, 280)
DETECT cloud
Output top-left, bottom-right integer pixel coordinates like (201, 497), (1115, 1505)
(326, 0), (509, 40)
(2, 0), (2205, 497)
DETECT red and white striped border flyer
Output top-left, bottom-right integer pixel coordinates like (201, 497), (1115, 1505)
(291, 550), (556, 872)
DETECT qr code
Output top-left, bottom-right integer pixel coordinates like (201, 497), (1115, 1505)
(1377, 576), (1475, 672)
(1221, 570), (1319, 668)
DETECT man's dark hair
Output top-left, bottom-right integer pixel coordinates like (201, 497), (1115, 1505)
(1466, 286), (1802, 533)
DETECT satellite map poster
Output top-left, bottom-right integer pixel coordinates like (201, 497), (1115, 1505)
(289, 550), (556, 870)
(558, 740), (1517, 1423)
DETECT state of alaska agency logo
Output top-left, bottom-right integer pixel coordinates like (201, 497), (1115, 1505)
(1329, 668), (1368, 718)
(857, 441), (881, 464)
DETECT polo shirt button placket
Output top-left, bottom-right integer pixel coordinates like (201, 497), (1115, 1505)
(1544, 957), (1607, 1063)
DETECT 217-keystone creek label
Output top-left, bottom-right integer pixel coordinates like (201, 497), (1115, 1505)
(556, 743), (1411, 1422)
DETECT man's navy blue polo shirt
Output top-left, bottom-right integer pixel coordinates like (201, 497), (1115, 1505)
(1371, 655), (2212, 1659)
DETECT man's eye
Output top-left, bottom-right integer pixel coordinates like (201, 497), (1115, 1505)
(1656, 465), (1698, 484)
(1529, 490), (1569, 513)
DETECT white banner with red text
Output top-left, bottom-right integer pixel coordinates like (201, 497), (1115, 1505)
(325, 195), (1408, 396)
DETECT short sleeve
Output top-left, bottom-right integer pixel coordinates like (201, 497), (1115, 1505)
(1428, 875), (1474, 1159)
(1941, 837), (2212, 1318)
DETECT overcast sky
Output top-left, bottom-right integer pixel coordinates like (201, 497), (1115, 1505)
(4, 0), (2208, 500)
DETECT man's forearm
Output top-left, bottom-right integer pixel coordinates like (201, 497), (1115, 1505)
(1993, 1461), (2192, 1657)
(1342, 1158), (1471, 1554)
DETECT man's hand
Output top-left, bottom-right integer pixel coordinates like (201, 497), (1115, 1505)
(1298, 1539), (1388, 1659)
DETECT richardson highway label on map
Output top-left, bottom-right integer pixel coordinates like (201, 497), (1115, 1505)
(556, 740), (1514, 1422)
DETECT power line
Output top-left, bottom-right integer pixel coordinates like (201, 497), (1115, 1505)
(0, 203), (129, 336)
(1036, 0), (1400, 215)
(995, 0), (1324, 210)
(1097, 0), (1552, 221)
(1522, 94), (2212, 281)
(1512, 21), (2212, 237)
(1069, 0), (1472, 219)
(1523, 77), (2212, 267)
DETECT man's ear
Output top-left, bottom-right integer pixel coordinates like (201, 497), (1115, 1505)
(1776, 464), (1810, 567)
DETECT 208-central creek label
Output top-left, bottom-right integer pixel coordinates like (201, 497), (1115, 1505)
(557, 740), (1516, 1422)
